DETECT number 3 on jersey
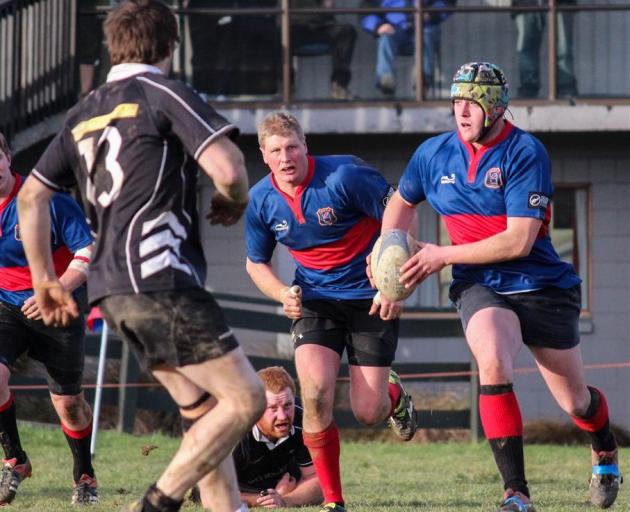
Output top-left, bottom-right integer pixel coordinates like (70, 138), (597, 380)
(78, 126), (124, 207)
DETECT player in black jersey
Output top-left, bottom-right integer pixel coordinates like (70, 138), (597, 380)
(226, 366), (321, 508)
(17, 2), (265, 512)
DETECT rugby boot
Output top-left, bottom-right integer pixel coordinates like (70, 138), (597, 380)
(497, 489), (536, 512)
(319, 503), (346, 512)
(72, 473), (98, 505)
(590, 448), (622, 508)
(0, 456), (31, 505)
(388, 370), (418, 441)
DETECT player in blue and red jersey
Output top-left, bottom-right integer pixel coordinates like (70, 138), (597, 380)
(245, 112), (417, 512)
(377, 62), (621, 511)
(0, 132), (97, 505)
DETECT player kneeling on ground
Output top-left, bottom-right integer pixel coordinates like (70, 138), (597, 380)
(195, 366), (322, 509)
(0, 133), (97, 505)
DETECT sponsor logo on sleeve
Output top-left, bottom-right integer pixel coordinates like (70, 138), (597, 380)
(274, 220), (289, 232)
(440, 173), (456, 185)
(528, 192), (550, 209)
(14, 225), (20, 241)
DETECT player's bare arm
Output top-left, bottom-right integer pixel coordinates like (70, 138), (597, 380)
(399, 216), (542, 289)
(280, 465), (322, 507)
(245, 258), (302, 319)
(199, 136), (249, 226)
(21, 244), (93, 320)
(17, 176), (79, 326)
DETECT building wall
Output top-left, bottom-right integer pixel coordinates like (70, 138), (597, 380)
(200, 130), (630, 431)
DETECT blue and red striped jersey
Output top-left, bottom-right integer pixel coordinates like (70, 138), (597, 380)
(398, 122), (580, 293)
(246, 155), (392, 300)
(0, 174), (93, 306)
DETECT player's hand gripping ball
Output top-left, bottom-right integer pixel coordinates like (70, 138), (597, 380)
(371, 229), (417, 301)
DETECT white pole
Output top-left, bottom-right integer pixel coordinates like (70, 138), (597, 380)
(90, 321), (109, 457)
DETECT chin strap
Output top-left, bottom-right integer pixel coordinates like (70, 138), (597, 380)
(473, 115), (502, 143)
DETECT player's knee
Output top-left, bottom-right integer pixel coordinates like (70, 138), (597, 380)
(476, 359), (512, 383)
(52, 393), (91, 424)
(353, 405), (384, 426)
(244, 379), (266, 422)
(228, 378), (266, 426)
(301, 391), (333, 420)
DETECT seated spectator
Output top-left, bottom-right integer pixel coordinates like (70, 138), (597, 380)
(291, 0), (357, 100)
(512, 0), (578, 98)
(196, 366), (322, 509)
(361, 0), (451, 96)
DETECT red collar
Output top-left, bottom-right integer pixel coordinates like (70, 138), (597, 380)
(0, 173), (22, 212)
(270, 155), (315, 199)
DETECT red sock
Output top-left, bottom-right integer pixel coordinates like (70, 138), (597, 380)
(302, 423), (343, 505)
(388, 382), (401, 416)
(479, 391), (523, 439)
(61, 421), (95, 482)
(571, 387), (609, 432)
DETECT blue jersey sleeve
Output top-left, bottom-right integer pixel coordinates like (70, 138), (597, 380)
(504, 140), (552, 220)
(49, 193), (93, 253)
(334, 163), (392, 221)
(245, 200), (277, 263)
(398, 145), (427, 205)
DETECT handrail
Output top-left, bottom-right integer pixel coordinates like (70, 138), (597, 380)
(0, 0), (76, 141)
(5, 1), (630, 144)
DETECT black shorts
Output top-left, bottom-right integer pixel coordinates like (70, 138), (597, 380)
(449, 283), (581, 349)
(99, 288), (239, 370)
(291, 299), (398, 367)
(0, 301), (85, 395)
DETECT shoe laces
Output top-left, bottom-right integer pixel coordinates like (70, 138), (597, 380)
(73, 474), (98, 503)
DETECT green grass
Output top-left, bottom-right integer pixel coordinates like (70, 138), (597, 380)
(6, 423), (630, 511)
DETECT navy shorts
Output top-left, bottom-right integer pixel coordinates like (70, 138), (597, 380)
(449, 283), (581, 349)
(99, 288), (239, 370)
(0, 301), (85, 395)
(291, 299), (399, 367)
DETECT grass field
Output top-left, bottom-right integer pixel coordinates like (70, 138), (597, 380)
(5, 423), (629, 511)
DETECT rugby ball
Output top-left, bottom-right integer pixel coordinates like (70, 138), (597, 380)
(371, 229), (416, 301)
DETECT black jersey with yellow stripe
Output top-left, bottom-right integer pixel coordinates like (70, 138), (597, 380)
(33, 64), (238, 304)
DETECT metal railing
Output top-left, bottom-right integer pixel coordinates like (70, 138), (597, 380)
(4, 0), (630, 143)
(0, 0), (76, 140)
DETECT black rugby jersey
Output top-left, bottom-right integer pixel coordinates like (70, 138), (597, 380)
(233, 402), (312, 492)
(32, 64), (238, 303)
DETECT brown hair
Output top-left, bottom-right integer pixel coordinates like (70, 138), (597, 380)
(257, 112), (305, 149)
(257, 366), (296, 395)
(0, 133), (9, 157)
(104, 0), (179, 66)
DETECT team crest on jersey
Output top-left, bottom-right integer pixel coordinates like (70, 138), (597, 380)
(484, 168), (503, 189)
(14, 225), (20, 241)
(317, 207), (338, 226)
